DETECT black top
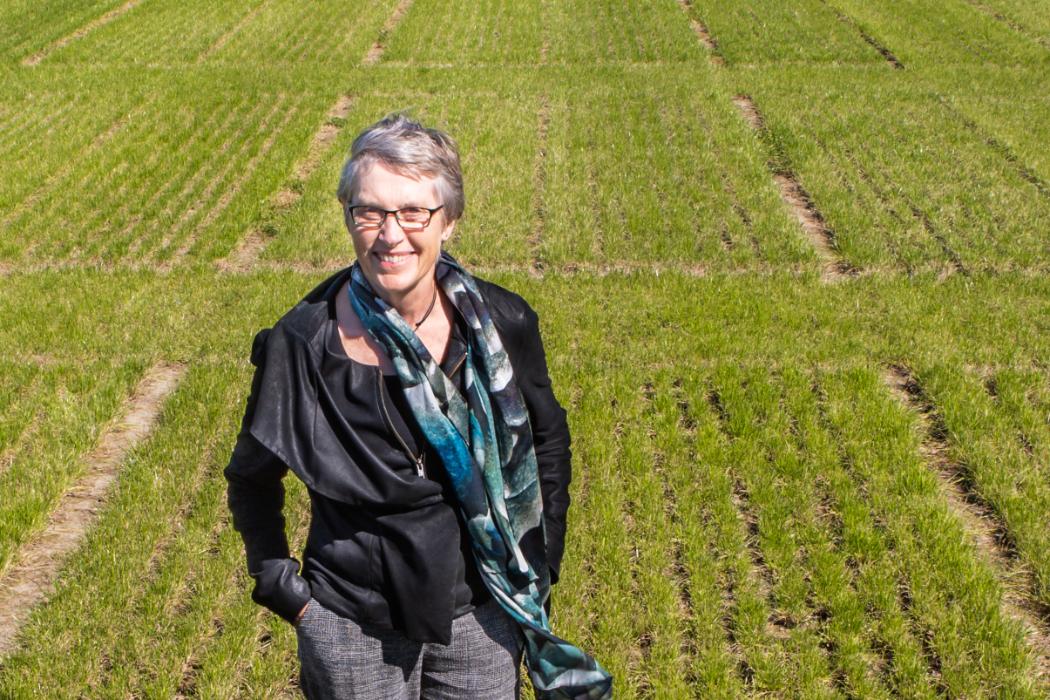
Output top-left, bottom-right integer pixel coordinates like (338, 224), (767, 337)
(317, 283), (490, 618)
(225, 265), (572, 645)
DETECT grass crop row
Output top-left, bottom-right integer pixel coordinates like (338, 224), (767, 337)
(1, 78), (336, 267)
(387, 0), (704, 65)
(990, 368), (1050, 470)
(0, 0), (125, 63)
(0, 360), (143, 576)
(687, 0), (885, 65)
(821, 367), (1044, 697)
(916, 363), (1050, 608)
(830, 0), (1048, 66)
(5, 269), (1050, 380)
(736, 67), (1050, 270)
(14, 0), (392, 70)
(383, 0), (546, 65)
(0, 365), (240, 694)
(963, 0), (1050, 46)
(940, 88), (1050, 185)
(541, 70), (809, 267)
(713, 364), (844, 696)
(197, 0), (393, 68)
(48, 0), (264, 66)
(542, 0), (703, 64)
(1, 270), (1049, 695)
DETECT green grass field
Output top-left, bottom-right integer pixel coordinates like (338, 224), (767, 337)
(1, 1), (1048, 697)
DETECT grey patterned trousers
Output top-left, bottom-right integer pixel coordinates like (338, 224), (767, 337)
(296, 597), (525, 699)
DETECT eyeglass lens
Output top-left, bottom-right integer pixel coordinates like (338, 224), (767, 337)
(351, 206), (432, 230)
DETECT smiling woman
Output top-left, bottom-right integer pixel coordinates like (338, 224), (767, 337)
(224, 114), (612, 699)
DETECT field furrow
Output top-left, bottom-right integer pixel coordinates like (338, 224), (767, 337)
(219, 94), (355, 272)
(207, 0), (391, 68)
(0, 0), (123, 62)
(0, 361), (183, 657)
(685, 0), (886, 65)
(830, 0), (1048, 66)
(0, 366), (236, 693)
(909, 366), (1050, 622)
(824, 367), (1042, 696)
(20, 0), (143, 66)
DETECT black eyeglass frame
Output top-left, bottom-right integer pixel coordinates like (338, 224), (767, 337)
(345, 204), (445, 231)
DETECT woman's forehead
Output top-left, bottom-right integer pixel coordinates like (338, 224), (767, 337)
(353, 160), (441, 205)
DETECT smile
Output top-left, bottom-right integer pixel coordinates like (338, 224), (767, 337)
(374, 252), (414, 267)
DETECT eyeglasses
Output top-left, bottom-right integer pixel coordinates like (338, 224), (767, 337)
(346, 204), (444, 232)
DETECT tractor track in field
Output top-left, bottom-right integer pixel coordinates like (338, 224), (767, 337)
(292, 95), (355, 184)
(22, 0), (144, 66)
(905, 203), (968, 277)
(528, 94), (552, 277)
(538, 0), (552, 63)
(363, 0), (415, 65)
(195, 0), (270, 64)
(219, 229), (270, 273)
(163, 99), (299, 268)
(882, 365), (1050, 679)
(960, 0), (1050, 51)
(217, 94), (354, 272)
(937, 98), (1050, 201)
(732, 95), (858, 282)
(0, 362), (185, 658)
(819, 1), (903, 68)
(675, 0), (725, 66)
(0, 113), (131, 234)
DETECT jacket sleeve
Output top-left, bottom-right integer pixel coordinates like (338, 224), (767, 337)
(224, 328), (312, 624)
(511, 305), (572, 586)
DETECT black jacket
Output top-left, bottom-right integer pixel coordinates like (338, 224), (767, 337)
(224, 266), (572, 644)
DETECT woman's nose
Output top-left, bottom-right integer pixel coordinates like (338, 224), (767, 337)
(377, 214), (405, 243)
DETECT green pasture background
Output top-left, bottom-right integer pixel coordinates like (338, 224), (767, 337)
(0, 0), (1048, 697)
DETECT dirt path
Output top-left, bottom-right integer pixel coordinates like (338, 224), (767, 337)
(882, 365), (1050, 682)
(819, 1), (903, 68)
(732, 95), (857, 282)
(195, 0), (269, 64)
(676, 0), (726, 65)
(362, 0), (415, 66)
(0, 362), (186, 658)
(22, 0), (144, 66)
(216, 94), (354, 273)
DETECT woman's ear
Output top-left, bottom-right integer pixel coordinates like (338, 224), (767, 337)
(441, 218), (456, 242)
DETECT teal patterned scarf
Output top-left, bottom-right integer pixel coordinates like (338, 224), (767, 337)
(348, 252), (612, 700)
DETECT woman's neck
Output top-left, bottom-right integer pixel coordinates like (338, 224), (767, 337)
(385, 280), (438, 328)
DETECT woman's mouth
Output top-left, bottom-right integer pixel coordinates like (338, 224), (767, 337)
(374, 251), (413, 269)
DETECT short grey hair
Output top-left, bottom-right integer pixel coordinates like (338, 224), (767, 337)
(336, 113), (464, 222)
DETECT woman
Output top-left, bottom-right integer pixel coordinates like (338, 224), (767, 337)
(225, 114), (612, 699)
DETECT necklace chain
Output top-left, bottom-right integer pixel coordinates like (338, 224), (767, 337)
(413, 287), (438, 330)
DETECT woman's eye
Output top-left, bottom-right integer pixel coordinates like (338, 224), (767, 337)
(400, 208), (429, 221)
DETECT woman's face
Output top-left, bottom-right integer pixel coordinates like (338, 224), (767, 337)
(345, 160), (455, 308)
